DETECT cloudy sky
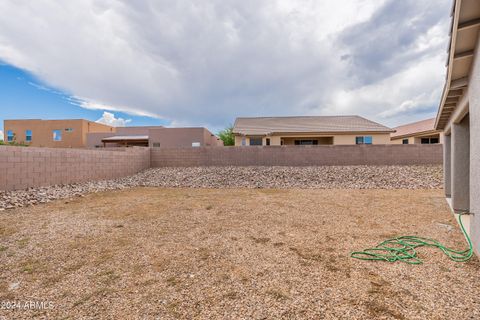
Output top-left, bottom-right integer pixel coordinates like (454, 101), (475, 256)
(0, 0), (451, 136)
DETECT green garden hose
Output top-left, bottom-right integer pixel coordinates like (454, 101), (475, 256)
(350, 214), (473, 264)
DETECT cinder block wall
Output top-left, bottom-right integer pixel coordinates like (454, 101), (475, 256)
(150, 144), (443, 167)
(0, 144), (442, 191)
(0, 146), (150, 191)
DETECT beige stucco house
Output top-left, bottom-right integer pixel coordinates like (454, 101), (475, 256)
(232, 116), (394, 146)
(391, 118), (443, 144)
(435, 0), (480, 254)
(4, 119), (114, 148)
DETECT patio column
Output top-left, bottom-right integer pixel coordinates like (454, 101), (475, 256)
(451, 114), (470, 213)
(471, 91), (480, 252)
(444, 134), (451, 197)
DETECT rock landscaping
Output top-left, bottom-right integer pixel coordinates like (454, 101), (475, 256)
(0, 165), (443, 210)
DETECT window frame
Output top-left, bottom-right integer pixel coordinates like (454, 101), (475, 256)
(7, 130), (14, 142)
(356, 136), (372, 145)
(52, 129), (62, 142)
(249, 137), (263, 146)
(294, 139), (318, 145)
(25, 130), (32, 142)
(402, 139), (409, 145)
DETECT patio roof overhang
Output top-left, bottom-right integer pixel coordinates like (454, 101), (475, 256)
(435, 0), (480, 130)
(101, 135), (149, 146)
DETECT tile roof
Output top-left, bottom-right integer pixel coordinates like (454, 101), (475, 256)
(391, 118), (438, 139)
(233, 116), (394, 135)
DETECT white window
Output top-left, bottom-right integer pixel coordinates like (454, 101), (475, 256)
(192, 142), (201, 147)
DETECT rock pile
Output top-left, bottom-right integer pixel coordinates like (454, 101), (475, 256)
(0, 165), (443, 210)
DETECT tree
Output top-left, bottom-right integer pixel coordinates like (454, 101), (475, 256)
(218, 125), (235, 146)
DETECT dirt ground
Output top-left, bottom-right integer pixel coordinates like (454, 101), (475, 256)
(0, 188), (479, 319)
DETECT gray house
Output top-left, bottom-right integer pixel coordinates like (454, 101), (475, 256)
(435, 0), (480, 253)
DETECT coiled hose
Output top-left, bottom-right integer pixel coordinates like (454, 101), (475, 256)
(350, 214), (473, 264)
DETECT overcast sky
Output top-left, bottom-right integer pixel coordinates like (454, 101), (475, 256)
(0, 0), (451, 130)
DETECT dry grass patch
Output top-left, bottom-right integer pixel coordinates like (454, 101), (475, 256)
(0, 188), (479, 319)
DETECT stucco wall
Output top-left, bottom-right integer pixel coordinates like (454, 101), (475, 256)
(86, 127), (222, 148)
(333, 134), (390, 145)
(150, 144), (443, 167)
(0, 146), (150, 191)
(451, 115), (470, 212)
(235, 133), (391, 146)
(391, 132), (444, 145)
(4, 120), (114, 148)
(149, 128), (220, 148)
(87, 132), (121, 148)
(468, 33), (480, 253)
(391, 137), (413, 144)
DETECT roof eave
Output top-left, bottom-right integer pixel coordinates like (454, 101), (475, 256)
(391, 129), (441, 140)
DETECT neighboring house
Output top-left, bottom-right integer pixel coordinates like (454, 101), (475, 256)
(86, 126), (165, 147)
(391, 118), (443, 144)
(4, 119), (223, 148)
(3, 119), (114, 148)
(87, 126), (223, 148)
(148, 127), (223, 148)
(232, 116), (394, 146)
(435, 0), (480, 253)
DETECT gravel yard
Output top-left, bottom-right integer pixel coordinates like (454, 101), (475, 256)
(0, 188), (479, 319)
(0, 165), (442, 210)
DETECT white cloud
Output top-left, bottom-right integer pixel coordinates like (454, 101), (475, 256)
(324, 50), (446, 126)
(0, 130), (3, 141)
(0, 0), (450, 128)
(96, 111), (131, 127)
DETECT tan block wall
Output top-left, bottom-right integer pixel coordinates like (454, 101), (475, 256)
(0, 144), (442, 191)
(0, 146), (150, 191)
(150, 144), (443, 167)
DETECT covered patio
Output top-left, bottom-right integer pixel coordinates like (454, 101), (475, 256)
(101, 135), (149, 147)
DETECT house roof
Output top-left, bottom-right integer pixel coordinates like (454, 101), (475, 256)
(391, 118), (438, 139)
(435, 0), (480, 129)
(101, 135), (149, 141)
(233, 116), (394, 136)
